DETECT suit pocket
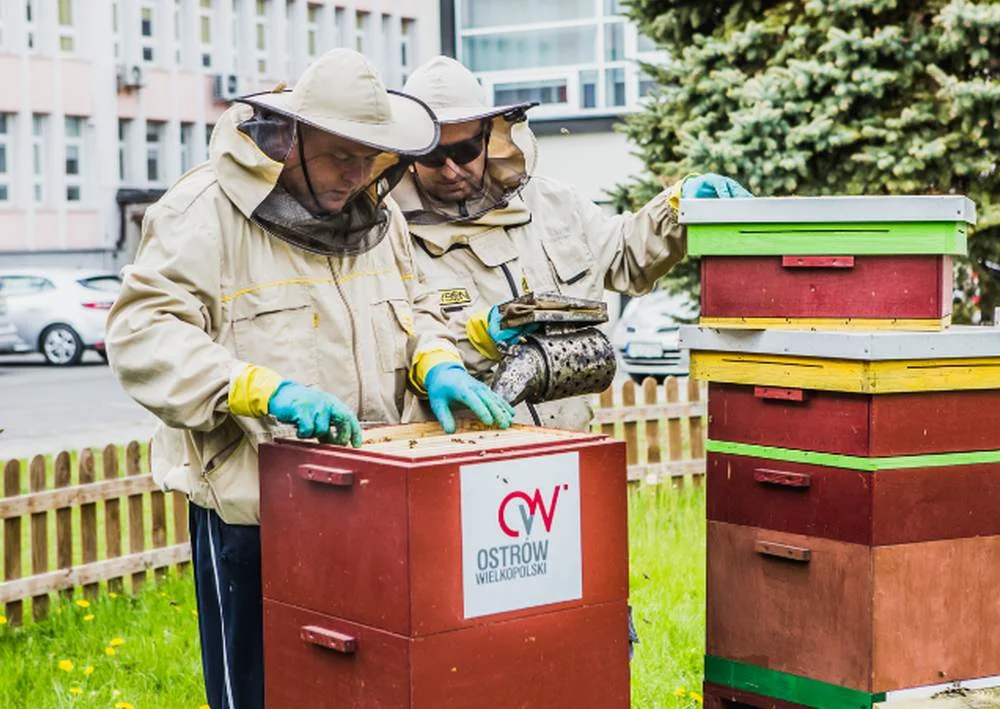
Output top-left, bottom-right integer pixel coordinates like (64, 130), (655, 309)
(231, 296), (318, 386)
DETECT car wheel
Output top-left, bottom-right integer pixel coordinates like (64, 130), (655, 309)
(40, 324), (84, 366)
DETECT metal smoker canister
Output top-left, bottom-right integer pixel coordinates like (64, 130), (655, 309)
(490, 327), (617, 406)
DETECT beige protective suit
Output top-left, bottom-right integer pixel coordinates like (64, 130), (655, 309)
(393, 57), (687, 431)
(107, 102), (457, 525)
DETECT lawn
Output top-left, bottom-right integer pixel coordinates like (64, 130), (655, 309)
(0, 484), (707, 708)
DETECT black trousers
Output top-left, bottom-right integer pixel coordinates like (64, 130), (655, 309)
(189, 503), (264, 709)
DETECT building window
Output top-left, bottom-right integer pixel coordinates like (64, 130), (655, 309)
(605, 22), (625, 61)
(462, 26), (598, 72)
(355, 11), (368, 54)
(231, 0), (241, 72)
(580, 69), (598, 109)
(205, 123), (214, 156)
(306, 5), (320, 58)
(140, 3), (157, 63)
(639, 71), (656, 98)
(400, 18), (415, 84)
(461, 0), (595, 28)
(494, 79), (568, 107)
(605, 67), (626, 107)
(146, 121), (164, 185)
(0, 114), (10, 203)
(58, 0), (76, 54)
(25, 0), (38, 52)
(199, 0), (213, 67)
(65, 117), (85, 203)
(32, 115), (45, 203)
(255, 0), (269, 76)
(174, 0), (183, 65)
(637, 32), (658, 53)
(112, 1), (121, 60)
(604, 0), (625, 14)
(118, 119), (131, 182)
(180, 123), (195, 173)
(334, 7), (345, 47)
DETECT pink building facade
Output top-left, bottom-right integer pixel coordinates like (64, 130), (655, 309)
(0, 0), (439, 268)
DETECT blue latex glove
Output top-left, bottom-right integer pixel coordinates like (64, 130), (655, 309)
(425, 362), (516, 434)
(488, 305), (538, 348)
(681, 173), (753, 199)
(267, 381), (363, 447)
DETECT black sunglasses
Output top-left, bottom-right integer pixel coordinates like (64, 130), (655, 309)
(415, 131), (487, 168)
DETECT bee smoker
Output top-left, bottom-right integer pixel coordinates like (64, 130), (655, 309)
(489, 292), (617, 406)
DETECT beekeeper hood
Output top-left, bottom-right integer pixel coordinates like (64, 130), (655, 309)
(210, 48), (438, 256)
(393, 56), (537, 227)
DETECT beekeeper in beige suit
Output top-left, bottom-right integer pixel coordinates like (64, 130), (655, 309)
(393, 56), (752, 431)
(106, 49), (513, 709)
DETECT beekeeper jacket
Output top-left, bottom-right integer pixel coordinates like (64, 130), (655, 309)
(107, 103), (458, 525)
(394, 127), (686, 431)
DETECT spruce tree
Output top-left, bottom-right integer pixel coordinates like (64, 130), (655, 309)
(617, 0), (999, 320)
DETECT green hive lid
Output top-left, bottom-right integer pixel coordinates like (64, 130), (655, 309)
(680, 195), (977, 256)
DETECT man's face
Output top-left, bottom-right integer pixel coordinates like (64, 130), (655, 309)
(280, 124), (381, 214)
(413, 120), (488, 203)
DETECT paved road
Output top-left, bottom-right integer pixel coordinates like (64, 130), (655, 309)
(0, 352), (157, 460)
(0, 349), (637, 461)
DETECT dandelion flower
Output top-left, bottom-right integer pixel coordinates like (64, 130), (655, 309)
(83, 666), (94, 676)
(69, 687), (83, 696)
(690, 690), (703, 703)
(191, 610), (198, 618)
(200, 705), (210, 709)
(115, 702), (134, 709)
(83, 614), (95, 622)
(674, 687), (687, 697)
(109, 637), (125, 647)
(105, 647), (117, 657)
(0, 615), (6, 626)
(108, 592), (119, 599)
(58, 659), (74, 672)
(74, 599), (90, 609)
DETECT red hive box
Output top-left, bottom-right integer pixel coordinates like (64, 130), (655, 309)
(259, 423), (630, 709)
(681, 195), (976, 332)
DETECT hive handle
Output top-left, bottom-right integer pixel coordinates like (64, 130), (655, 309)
(753, 468), (812, 489)
(300, 625), (357, 654)
(781, 255), (855, 269)
(755, 540), (812, 563)
(753, 386), (806, 402)
(297, 464), (354, 488)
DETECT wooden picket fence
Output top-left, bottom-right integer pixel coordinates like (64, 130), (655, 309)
(1, 442), (190, 627)
(0, 376), (705, 626)
(591, 376), (707, 485)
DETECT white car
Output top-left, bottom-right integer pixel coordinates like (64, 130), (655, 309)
(612, 290), (698, 382)
(0, 290), (27, 354)
(0, 269), (121, 366)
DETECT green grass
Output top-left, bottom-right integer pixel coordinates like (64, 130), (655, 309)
(0, 485), (707, 708)
(0, 572), (203, 709)
(629, 483), (706, 708)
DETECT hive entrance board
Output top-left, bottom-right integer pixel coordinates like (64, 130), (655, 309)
(358, 421), (601, 459)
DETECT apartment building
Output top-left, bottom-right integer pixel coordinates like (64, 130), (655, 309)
(0, 0), (439, 268)
(441, 0), (666, 203)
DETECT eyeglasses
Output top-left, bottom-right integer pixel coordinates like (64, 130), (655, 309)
(415, 131), (487, 168)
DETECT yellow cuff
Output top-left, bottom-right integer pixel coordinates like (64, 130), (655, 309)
(409, 348), (463, 395)
(228, 364), (284, 417)
(466, 309), (502, 361)
(668, 173), (701, 211)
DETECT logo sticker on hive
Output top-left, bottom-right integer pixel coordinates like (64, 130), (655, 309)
(460, 452), (582, 618)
